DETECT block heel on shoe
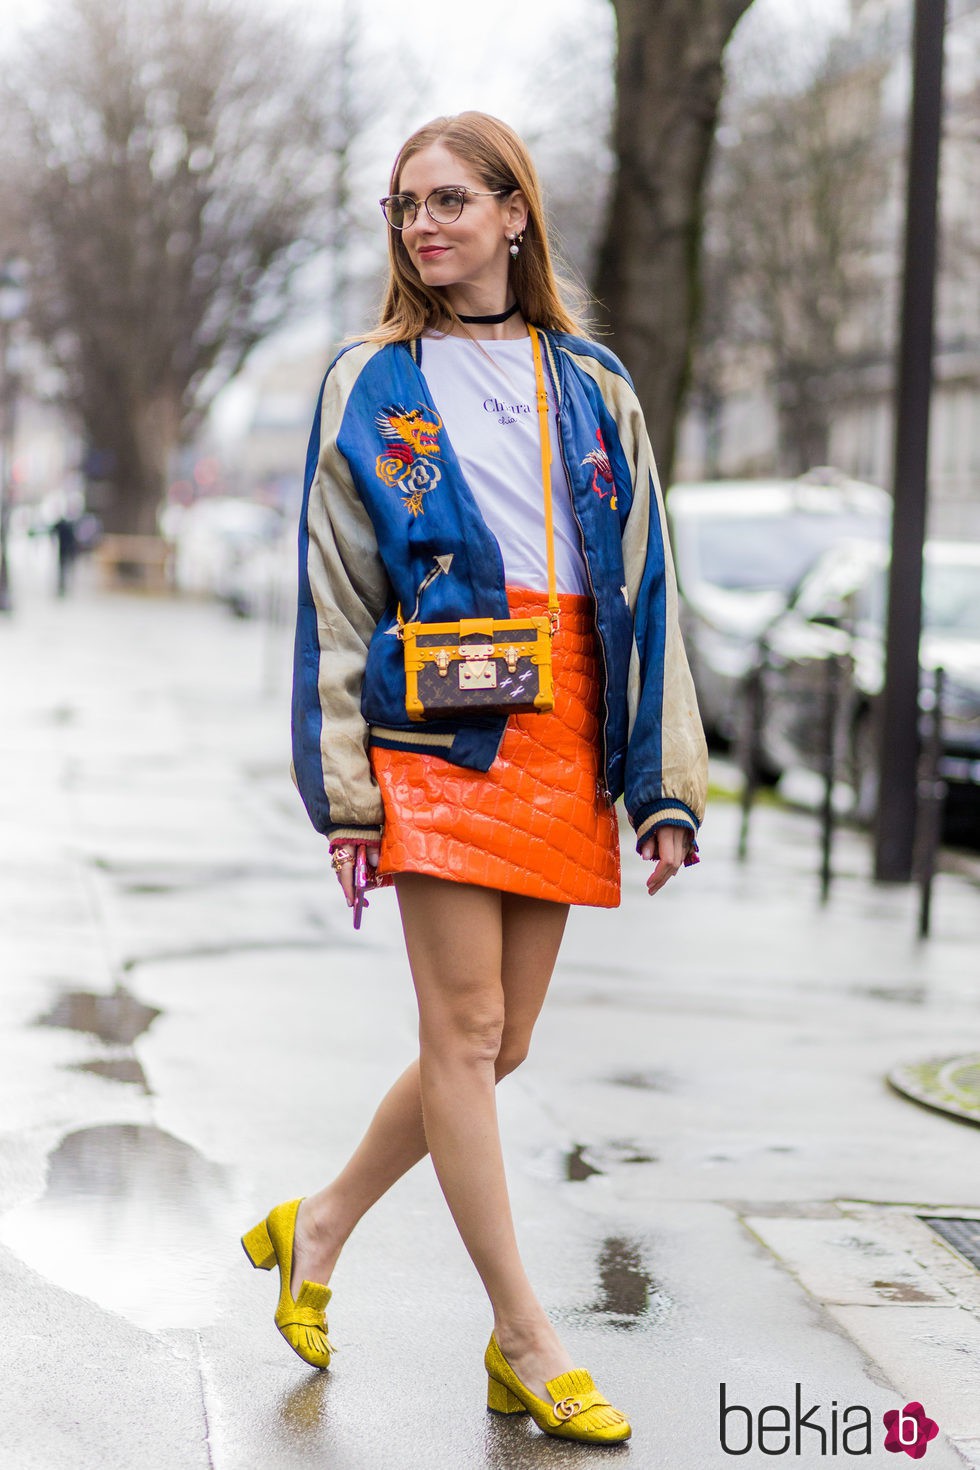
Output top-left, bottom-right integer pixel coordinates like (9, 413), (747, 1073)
(484, 1333), (631, 1444)
(487, 1377), (529, 1415)
(240, 1198), (334, 1370)
(241, 1219), (275, 1270)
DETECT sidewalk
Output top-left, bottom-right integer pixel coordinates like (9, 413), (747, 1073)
(1, 572), (979, 1469)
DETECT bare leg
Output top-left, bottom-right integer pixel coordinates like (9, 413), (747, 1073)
(290, 881), (573, 1401)
(395, 875), (577, 1400)
(477, 890), (580, 1391)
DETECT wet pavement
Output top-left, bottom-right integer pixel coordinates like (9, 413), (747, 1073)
(1, 561), (979, 1469)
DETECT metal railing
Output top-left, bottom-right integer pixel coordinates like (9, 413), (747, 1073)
(736, 645), (949, 935)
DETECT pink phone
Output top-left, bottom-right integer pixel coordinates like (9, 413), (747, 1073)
(353, 844), (370, 930)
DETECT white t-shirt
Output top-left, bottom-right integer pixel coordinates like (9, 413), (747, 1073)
(419, 334), (590, 595)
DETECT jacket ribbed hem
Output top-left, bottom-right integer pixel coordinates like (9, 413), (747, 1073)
(328, 825), (382, 847)
(632, 798), (700, 851)
(368, 724), (455, 751)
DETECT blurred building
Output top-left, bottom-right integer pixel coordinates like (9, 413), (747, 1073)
(678, 0), (980, 540)
(828, 0), (980, 540)
(7, 392), (80, 519)
(210, 344), (331, 513)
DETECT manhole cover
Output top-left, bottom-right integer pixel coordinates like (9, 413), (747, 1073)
(921, 1217), (980, 1271)
(887, 1054), (980, 1126)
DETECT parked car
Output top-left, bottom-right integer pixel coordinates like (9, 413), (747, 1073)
(746, 538), (980, 831)
(667, 472), (891, 740)
(165, 496), (289, 616)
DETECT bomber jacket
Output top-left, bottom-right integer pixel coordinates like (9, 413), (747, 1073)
(291, 327), (708, 855)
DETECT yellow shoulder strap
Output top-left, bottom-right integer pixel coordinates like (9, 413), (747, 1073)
(527, 324), (560, 635)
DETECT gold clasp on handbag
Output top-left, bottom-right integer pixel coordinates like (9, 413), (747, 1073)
(504, 646), (519, 673)
(435, 649), (451, 676)
(459, 659), (497, 690)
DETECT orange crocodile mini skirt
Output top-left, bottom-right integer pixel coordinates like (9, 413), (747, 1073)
(370, 587), (621, 907)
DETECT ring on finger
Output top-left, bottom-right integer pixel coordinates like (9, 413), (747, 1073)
(331, 848), (354, 872)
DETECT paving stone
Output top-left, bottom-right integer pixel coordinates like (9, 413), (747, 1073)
(743, 1214), (959, 1307)
(825, 1304), (980, 1441)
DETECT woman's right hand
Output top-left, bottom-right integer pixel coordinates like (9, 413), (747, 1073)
(331, 843), (380, 907)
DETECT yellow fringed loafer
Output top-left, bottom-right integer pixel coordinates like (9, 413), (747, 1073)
(485, 1332), (631, 1444)
(241, 1197), (334, 1370)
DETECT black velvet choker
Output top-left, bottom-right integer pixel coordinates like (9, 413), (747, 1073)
(456, 302), (520, 324)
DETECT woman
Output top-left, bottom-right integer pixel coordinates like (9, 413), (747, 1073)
(242, 111), (707, 1447)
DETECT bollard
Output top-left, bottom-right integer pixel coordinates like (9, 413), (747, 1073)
(737, 640), (767, 862)
(819, 655), (843, 903)
(915, 666), (946, 938)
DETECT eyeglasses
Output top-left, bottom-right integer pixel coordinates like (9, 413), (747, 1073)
(379, 185), (513, 231)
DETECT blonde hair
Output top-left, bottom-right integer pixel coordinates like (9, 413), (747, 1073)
(364, 112), (589, 344)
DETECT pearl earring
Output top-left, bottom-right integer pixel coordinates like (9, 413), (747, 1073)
(509, 231), (524, 258)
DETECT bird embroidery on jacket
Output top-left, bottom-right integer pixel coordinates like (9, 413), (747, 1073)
(582, 428), (616, 510)
(375, 405), (444, 516)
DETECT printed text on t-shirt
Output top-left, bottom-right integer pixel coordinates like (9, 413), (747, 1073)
(483, 396), (531, 425)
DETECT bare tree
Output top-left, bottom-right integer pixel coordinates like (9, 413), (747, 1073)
(519, 2), (616, 296)
(694, 37), (891, 473)
(594, 0), (756, 482)
(1, 0), (374, 534)
(935, 55), (980, 358)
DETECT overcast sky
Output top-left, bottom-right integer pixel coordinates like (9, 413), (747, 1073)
(0, 0), (851, 440)
(0, 0), (853, 150)
(0, 0), (848, 103)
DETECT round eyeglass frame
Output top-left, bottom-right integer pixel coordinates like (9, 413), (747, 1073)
(378, 185), (513, 231)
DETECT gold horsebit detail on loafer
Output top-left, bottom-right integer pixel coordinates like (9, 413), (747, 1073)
(553, 1396), (583, 1421)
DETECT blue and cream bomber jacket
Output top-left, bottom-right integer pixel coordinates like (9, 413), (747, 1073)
(291, 327), (708, 854)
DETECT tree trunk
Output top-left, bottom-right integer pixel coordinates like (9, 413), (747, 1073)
(8, 0), (366, 540)
(594, 0), (754, 483)
(84, 390), (181, 536)
(776, 368), (832, 475)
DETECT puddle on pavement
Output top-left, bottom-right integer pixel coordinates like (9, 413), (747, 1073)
(587, 1236), (667, 1327)
(120, 936), (328, 972)
(564, 1145), (604, 1181)
(563, 1140), (658, 1180)
(275, 1376), (334, 1442)
(605, 1136), (659, 1165)
(835, 1233), (891, 1259)
(36, 986), (160, 1045)
(848, 983), (927, 1006)
(608, 1069), (677, 1093)
(870, 1279), (938, 1303)
(90, 856), (300, 893)
(0, 1123), (237, 1329)
(70, 1057), (151, 1092)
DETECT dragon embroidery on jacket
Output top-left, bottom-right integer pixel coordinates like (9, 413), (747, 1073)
(375, 405), (443, 516)
(582, 428), (617, 510)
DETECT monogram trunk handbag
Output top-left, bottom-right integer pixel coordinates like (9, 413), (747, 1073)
(399, 324), (560, 722)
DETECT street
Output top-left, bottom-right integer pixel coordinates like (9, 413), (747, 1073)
(1, 566), (979, 1470)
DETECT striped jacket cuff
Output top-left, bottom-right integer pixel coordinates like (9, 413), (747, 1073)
(632, 799), (700, 854)
(328, 825), (383, 848)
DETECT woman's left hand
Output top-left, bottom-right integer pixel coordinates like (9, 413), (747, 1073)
(639, 827), (692, 896)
